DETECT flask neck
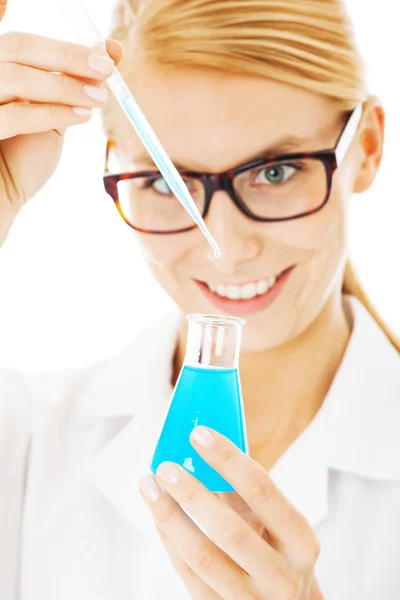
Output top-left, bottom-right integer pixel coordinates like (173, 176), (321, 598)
(184, 315), (245, 369)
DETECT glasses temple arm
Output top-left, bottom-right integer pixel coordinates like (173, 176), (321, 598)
(335, 103), (364, 165)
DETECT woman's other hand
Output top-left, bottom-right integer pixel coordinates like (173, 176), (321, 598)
(140, 427), (324, 599)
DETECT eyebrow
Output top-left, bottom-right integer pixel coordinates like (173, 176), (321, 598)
(129, 135), (320, 170)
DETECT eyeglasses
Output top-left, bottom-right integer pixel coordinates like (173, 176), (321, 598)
(103, 104), (363, 234)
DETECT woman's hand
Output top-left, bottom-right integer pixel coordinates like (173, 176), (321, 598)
(0, 1), (123, 244)
(140, 427), (323, 599)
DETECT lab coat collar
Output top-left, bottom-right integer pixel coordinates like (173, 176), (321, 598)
(79, 309), (181, 418)
(85, 297), (400, 539)
(319, 297), (400, 482)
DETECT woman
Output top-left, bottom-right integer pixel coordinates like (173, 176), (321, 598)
(0, 0), (399, 598)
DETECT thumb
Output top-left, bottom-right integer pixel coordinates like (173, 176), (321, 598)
(0, 0), (7, 21)
(105, 38), (125, 68)
(91, 39), (125, 69)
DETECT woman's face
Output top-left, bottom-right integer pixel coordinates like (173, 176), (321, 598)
(112, 66), (365, 353)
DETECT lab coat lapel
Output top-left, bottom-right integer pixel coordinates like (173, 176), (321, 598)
(269, 411), (330, 528)
(87, 413), (167, 541)
(84, 311), (180, 541)
(271, 297), (400, 530)
(323, 298), (400, 482)
(21, 308), (184, 600)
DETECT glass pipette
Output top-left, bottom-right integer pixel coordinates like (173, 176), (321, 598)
(82, 4), (221, 258)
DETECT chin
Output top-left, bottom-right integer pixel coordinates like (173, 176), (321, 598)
(240, 326), (281, 355)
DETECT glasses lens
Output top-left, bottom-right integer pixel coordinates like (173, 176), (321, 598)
(234, 158), (328, 220)
(117, 173), (205, 232)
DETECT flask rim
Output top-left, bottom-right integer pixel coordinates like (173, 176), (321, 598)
(186, 313), (246, 327)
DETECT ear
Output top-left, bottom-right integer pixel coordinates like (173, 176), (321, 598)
(353, 96), (385, 194)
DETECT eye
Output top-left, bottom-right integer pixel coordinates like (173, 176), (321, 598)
(150, 176), (173, 195)
(255, 163), (298, 185)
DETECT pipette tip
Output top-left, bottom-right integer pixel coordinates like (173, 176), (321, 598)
(200, 223), (221, 258)
(208, 237), (221, 258)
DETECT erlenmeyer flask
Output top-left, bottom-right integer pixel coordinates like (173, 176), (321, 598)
(150, 314), (248, 493)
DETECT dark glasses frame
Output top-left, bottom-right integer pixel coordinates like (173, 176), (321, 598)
(103, 103), (363, 234)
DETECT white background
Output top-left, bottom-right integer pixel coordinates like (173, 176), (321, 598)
(0, 0), (398, 372)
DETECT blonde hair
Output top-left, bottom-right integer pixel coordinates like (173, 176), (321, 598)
(104, 0), (399, 351)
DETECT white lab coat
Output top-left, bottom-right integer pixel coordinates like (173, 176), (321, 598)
(1, 295), (400, 599)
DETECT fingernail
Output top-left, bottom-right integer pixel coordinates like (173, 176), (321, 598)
(139, 475), (161, 502)
(84, 84), (108, 102)
(157, 463), (181, 484)
(88, 53), (114, 75)
(72, 107), (93, 116)
(191, 426), (215, 447)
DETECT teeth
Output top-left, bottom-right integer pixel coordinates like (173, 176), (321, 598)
(242, 283), (257, 300)
(216, 284), (227, 297)
(227, 285), (241, 300)
(206, 275), (279, 300)
(256, 280), (268, 295)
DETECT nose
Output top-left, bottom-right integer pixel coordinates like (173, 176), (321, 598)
(203, 191), (262, 274)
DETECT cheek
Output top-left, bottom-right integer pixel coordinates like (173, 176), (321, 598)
(270, 166), (351, 268)
(134, 232), (194, 291)
(288, 182), (349, 326)
(137, 234), (180, 267)
(273, 189), (348, 253)
(262, 182), (350, 343)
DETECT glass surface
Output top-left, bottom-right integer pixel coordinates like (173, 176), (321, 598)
(150, 314), (248, 493)
(118, 175), (205, 232)
(234, 157), (326, 219)
(116, 157), (327, 231)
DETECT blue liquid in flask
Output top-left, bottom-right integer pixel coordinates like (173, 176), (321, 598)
(150, 365), (247, 493)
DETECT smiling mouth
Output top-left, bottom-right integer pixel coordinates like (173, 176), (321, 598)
(196, 267), (292, 302)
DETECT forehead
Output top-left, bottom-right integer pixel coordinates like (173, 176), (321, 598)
(113, 64), (340, 171)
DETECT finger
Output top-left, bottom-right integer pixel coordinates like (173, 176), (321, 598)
(66, 39), (124, 88)
(152, 464), (290, 588)
(0, 32), (114, 81)
(0, 102), (92, 140)
(80, 39), (124, 87)
(0, 63), (109, 106)
(219, 492), (270, 540)
(155, 525), (222, 600)
(0, 0), (7, 21)
(69, 40), (123, 89)
(139, 476), (255, 599)
(191, 427), (320, 565)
